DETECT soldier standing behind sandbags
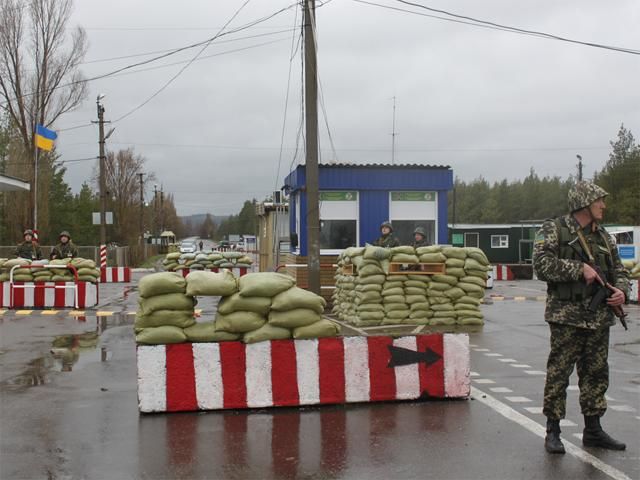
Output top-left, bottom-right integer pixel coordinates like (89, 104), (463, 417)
(14, 229), (42, 260)
(50, 231), (79, 260)
(373, 221), (400, 248)
(412, 227), (430, 248)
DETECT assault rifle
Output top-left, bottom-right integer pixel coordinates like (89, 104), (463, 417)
(568, 238), (628, 330)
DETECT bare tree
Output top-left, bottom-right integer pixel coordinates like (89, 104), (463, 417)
(0, 0), (87, 226)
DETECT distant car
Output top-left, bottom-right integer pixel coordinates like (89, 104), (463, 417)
(235, 241), (246, 252)
(179, 241), (197, 254)
(217, 240), (230, 249)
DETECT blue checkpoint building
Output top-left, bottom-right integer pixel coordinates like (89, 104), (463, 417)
(282, 163), (453, 256)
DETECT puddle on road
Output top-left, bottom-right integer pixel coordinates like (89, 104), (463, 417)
(0, 312), (135, 391)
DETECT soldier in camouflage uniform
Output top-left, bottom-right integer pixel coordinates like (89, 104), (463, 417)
(50, 231), (79, 260)
(412, 226), (430, 248)
(13, 229), (42, 260)
(373, 221), (400, 248)
(533, 181), (629, 454)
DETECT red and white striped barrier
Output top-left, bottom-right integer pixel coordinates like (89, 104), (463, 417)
(630, 279), (639, 303)
(137, 333), (470, 413)
(1, 281), (98, 308)
(100, 266), (131, 283)
(177, 267), (249, 278)
(492, 264), (514, 281)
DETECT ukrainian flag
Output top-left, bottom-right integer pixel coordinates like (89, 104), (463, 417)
(35, 124), (57, 151)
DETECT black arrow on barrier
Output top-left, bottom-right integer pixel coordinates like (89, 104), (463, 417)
(387, 345), (442, 368)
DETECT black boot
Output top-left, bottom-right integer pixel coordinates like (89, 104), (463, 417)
(545, 419), (566, 454)
(583, 416), (626, 450)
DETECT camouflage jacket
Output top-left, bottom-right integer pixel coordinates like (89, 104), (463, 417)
(14, 241), (42, 260)
(412, 239), (430, 248)
(373, 234), (400, 248)
(533, 214), (629, 329)
(51, 242), (79, 259)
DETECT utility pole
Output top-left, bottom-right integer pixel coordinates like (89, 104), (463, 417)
(576, 154), (583, 181)
(304, 0), (320, 295)
(160, 186), (164, 233)
(96, 95), (107, 246)
(138, 173), (145, 246)
(153, 184), (158, 240)
(391, 96), (397, 165)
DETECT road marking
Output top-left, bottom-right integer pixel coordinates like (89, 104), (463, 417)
(514, 296), (526, 301)
(474, 379), (496, 384)
(96, 311), (114, 317)
(560, 419), (578, 427)
(499, 358), (517, 362)
(469, 343), (478, 347)
(470, 371), (480, 377)
(41, 310), (58, 315)
(609, 405), (636, 412)
(127, 311), (136, 316)
(573, 433), (583, 440)
(69, 311), (85, 316)
(490, 387), (513, 393)
(524, 407), (543, 414)
(605, 395), (617, 401)
(505, 396), (532, 403)
(472, 386), (633, 480)
(16, 310), (33, 315)
(0, 310), (5, 315)
(511, 364), (532, 368)
(473, 348), (490, 352)
(485, 353), (503, 357)
(525, 370), (546, 375)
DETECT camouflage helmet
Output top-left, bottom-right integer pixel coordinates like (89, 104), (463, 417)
(59, 230), (71, 239)
(414, 226), (426, 237)
(568, 181), (608, 212)
(380, 221), (393, 231)
(23, 229), (34, 237)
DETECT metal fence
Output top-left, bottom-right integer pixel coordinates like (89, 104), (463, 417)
(0, 245), (151, 267)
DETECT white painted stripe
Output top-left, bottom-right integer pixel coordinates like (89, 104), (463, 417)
(443, 333), (470, 398)
(137, 346), (167, 413)
(64, 282), (75, 307)
(192, 343), (223, 410)
(393, 336), (420, 400)
(511, 364), (532, 368)
(2, 282), (9, 307)
(295, 339), (320, 404)
(524, 407), (543, 414)
(609, 405), (636, 412)
(24, 284), (35, 307)
(525, 370), (546, 375)
(498, 359), (517, 363)
(470, 371), (480, 377)
(344, 336), (370, 403)
(560, 419), (577, 427)
(484, 353), (503, 357)
(472, 387), (632, 480)
(605, 395), (617, 401)
(245, 341), (272, 408)
(474, 378), (495, 384)
(44, 282), (55, 306)
(473, 348), (490, 352)
(505, 396), (532, 403)
(489, 387), (513, 393)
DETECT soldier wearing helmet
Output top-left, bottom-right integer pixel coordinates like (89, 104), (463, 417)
(373, 221), (400, 248)
(50, 231), (79, 260)
(533, 181), (629, 454)
(13, 229), (42, 260)
(412, 226), (430, 248)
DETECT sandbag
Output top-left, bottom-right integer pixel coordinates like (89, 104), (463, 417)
(358, 274), (386, 285)
(455, 309), (483, 318)
(410, 302), (430, 311)
(363, 245), (390, 260)
(139, 272), (187, 298)
(12, 275), (33, 282)
(416, 246), (441, 255)
(431, 303), (454, 312)
(138, 293), (195, 316)
(465, 258), (490, 272)
(243, 324), (291, 344)
(432, 275), (458, 286)
(183, 322), (241, 342)
(404, 287), (426, 296)
(355, 291), (383, 303)
(419, 253), (447, 263)
(430, 316), (456, 326)
(454, 302), (481, 311)
(404, 280), (428, 289)
(460, 276), (487, 288)
(271, 286), (326, 313)
(357, 304), (384, 312)
(465, 247), (490, 265)
(390, 254), (419, 264)
(444, 287), (466, 300)
(383, 295), (405, 304)
(458, 282), (485, 295)
(293, 319), (340, 339)
(217, 293), (271, 315)
(4, 258), (31, 268)
(136, 326), (187, 344)
(445, 258), (466, 268)
(381, 287), (404, 297)
(442, 247), (467, 260)
(465, 269), (489, 279)
(386, 310), (410, 320)
(358, 264), (385, 277)
(78, 275), (99, 283)
(358, 311), (384, 321)
(355, 284), (383, 292)
(268, 308), (321, 329)
(390, 246), (415, 255)
(428, 282), (452, 292)
(458, 295), (482, 305)
(238, 272), (294, 297)
(215, 311), (266, 333)
(166, 252), (181, 260)
(445, 268), (466, 278)
(458, 317), (484, 325)
(135, 309), (196, 329)
(406, 294), (427, 304)
(384, 303), (409, 312)
(186, 270), (238, 296)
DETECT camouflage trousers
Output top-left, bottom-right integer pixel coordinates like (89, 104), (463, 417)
(543, 323), (609, 420)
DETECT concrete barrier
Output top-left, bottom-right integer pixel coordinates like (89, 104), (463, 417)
(137, 333), (470, 413)
(0, 281), (98, 308)
(491, 265), (514, 281)
(100, 266), (131, 283)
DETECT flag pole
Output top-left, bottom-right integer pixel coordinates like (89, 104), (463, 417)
(34, 141), (39, 230)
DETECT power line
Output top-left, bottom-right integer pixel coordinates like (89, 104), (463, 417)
(354, 0), (640, 55)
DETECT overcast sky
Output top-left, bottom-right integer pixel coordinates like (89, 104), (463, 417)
(54, 0), (640, 216)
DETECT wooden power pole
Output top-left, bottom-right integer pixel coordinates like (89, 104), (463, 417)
(304, 0), (321, 295)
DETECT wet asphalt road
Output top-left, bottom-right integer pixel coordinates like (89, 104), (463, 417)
(1, 276), (639, 480)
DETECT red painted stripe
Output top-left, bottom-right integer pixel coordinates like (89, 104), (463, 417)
(166, 343), (198, 412)
(54, 282), (65, 307)
(13, 282), (25, 307)
(318, 338), (346, 404)
(270, 340), (300, 406)
(100, 267), (107, 282)
(123, 267), (131, 282)
(219, 341), (248, 409)
(367, 336), (397, 401)
(506, 267), (514, 280)
(416, 334), (445, 398)
(272, 411), (300, 478)
(0, 283), (4, 307)
(34, 283), (45, 307)
(77, 281), (86, 308)
(239, 267), (247, 277)
(212, 267), (219, 273)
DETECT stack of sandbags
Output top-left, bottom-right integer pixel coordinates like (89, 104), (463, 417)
(1, 258), (33, 282)
(135, 272), (196, 344)
(331, 248), (360, 324)
(162, 251), (254, 272)
(0, 258), (8, 282)
(162, 252), (181, 271)
(31, 260), (53, 282)
(622, 259), (640, 279)
(70, 257), (100, 282)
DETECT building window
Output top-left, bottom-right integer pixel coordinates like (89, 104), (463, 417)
(390, 220), (435, 246)
(464, 232), (479, 248)
(320, 220), (357, 249)
(491, 235), (509, 248)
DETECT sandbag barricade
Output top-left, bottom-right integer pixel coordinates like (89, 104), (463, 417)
(1, 281), (98, 308)
(137, 333), (470, 413)
(491, 264), (514, 281)
(100, 266), (131, 283)
(178, 267), (248, 278)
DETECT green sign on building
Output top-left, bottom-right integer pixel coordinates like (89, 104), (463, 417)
(452, 233), (464, 246)
(391, 191), (436, 202)
(319, 191), (358, 201)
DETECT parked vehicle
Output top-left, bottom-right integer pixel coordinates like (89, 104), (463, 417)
(179, 241), (197, 254)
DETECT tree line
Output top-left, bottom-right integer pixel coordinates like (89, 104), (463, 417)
(448, 125), (639, 226)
